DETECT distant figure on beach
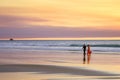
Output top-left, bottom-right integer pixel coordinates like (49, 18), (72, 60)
(87, 44), (92, 64)
(82, 44), (86, 64)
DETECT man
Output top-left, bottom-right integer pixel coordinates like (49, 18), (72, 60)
(82, 44), (86, 64)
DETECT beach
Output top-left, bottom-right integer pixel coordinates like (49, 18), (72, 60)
(0, 0), (120, 79)
(0, 49), (120, 80)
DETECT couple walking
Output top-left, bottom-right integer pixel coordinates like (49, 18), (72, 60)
(83, 44), (92, 64)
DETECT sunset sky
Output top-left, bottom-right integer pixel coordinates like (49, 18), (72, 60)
(0, 0), (120, 40)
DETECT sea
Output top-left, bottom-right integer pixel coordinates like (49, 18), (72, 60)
(0, 40), (120, 53)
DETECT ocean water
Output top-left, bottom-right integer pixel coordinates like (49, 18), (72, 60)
(0, 40), (120, 53)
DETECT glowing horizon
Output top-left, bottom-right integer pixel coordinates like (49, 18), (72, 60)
(0, 37), (120, 40)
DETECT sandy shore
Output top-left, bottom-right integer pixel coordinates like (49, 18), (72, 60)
(0, 49), (120, 80)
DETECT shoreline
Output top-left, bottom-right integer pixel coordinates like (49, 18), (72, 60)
(0, 48), (120, 54)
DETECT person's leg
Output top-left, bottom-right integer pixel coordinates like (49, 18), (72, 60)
(87, 54), (91, 64)
(83, 53), (86, 64)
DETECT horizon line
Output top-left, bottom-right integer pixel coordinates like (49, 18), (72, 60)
(0, 37), (120, 40)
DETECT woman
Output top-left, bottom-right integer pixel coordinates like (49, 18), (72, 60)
(87, 44), (92, 64)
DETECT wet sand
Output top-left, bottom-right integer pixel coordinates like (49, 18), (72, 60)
(0, 49), (120, 80)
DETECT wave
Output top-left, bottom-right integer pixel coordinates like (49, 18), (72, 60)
(70, 44), (120, 47)
(0, 40), (120, 52)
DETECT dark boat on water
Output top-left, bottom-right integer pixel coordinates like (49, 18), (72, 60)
(10, 38), (14, 41)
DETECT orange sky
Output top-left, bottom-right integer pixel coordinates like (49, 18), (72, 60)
(0, 0), (120, 40)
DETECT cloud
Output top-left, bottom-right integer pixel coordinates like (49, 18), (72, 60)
(0, 25), (119, 38)
(0, 14), (48, 27)
(0, 6), (120, 30)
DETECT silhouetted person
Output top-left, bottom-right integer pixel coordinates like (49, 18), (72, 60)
(87, 44), (92, 64)
(82, 44), (86, 64)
